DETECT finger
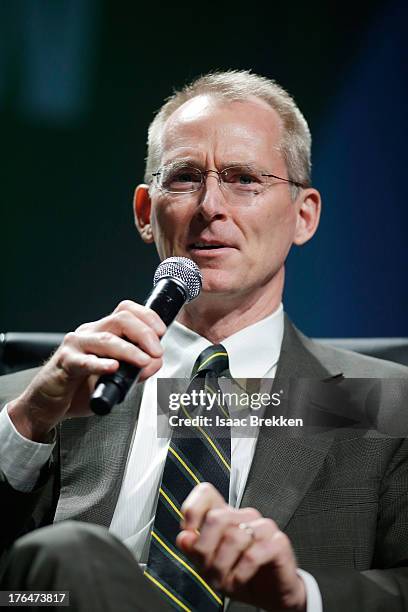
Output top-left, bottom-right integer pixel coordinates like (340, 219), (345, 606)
(67, 331), (153, 369)
(181, 483), (225, 531)
(230, 528), (294, 589)
(52, 342), (120, 381)
(176, 530), (199, 554)
(193, 507), (260, 570)
(57, 351), (119, 378)
(77, 311), (164, 358)
(113, 300), (167, 336)
(208, 522), (258, 587)
(137, 356), (164, 382)
(97, 311), (164, 357)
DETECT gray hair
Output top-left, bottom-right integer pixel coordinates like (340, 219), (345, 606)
(145, 70), (312, 198)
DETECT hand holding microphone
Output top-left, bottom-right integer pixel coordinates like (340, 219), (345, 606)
(7, 258), (202, 441)
(91, 257), (202, 414)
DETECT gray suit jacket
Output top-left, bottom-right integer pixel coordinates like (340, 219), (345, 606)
(1, 316), (408, 611)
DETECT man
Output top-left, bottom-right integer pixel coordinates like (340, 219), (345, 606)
(1, 70), (407, 612)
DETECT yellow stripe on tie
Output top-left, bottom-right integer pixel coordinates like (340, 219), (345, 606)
(151, 531), (223, 606)
(180, 401), (231, 473)
(159, 487), (184, 521)
(197, 352), (228, 372)
(168, 445), (201, 485)
(159, 487), (200, 536)
(144, 570), (191, 612)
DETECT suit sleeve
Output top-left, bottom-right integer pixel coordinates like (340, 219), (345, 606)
(0, 451), (58, 552)
(0, 370), (60, 558)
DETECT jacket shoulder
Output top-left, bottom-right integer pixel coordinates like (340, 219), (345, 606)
(284, 317), (408, 378)
(305, 336), (408, 378)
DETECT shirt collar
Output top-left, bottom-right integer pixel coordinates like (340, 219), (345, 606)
(161, 303), (284, 379)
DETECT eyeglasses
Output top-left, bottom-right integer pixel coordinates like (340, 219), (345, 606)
(151, 163), (307, 205)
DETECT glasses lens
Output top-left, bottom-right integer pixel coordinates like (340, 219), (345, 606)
(156, 164), (269, 205)
(160, 166), (202, 193)
(221, 166), (264, 198)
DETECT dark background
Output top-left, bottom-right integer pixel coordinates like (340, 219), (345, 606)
(1, 0), (407, 338)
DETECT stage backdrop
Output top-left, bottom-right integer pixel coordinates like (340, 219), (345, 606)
(1, 0), (407, 338)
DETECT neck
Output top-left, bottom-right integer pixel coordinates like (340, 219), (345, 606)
(178, 267), (284, 343)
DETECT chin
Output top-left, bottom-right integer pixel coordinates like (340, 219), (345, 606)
(200, 270), (242, 295)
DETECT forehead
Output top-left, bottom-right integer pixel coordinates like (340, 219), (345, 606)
(160, 94), (283, 166)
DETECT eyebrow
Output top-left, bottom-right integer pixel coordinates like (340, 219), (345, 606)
(162, 158), (198, 168)
(162, 158), (262, 169)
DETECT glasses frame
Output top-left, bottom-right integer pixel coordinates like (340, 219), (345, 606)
(151, 164), (308, 195)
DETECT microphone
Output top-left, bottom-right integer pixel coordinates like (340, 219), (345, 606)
(90, 257), (202, 416)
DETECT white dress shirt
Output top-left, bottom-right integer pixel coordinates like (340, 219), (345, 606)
(0, 303), (322, 611)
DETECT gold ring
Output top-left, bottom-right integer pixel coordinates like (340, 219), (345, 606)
(238, 522), (255, 541)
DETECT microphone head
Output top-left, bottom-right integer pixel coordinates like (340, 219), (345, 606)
(153, 257), (202, 302)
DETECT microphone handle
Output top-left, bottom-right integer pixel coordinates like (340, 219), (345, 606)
(90, 278), (187, 416)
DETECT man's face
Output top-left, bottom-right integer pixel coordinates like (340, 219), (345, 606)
(142, 95), (315, 298)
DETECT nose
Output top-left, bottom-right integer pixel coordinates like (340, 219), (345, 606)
(196, 171), (227, 220)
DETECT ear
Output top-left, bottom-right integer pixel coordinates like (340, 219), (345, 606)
(293, 188), (322, 246)
(133, 184), (154, 243)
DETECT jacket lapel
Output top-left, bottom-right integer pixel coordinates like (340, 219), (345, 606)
(55, 381), (144, 527)
(240, 315), (343, 531)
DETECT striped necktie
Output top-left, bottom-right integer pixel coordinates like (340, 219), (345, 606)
(145, 344), (231, 612)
